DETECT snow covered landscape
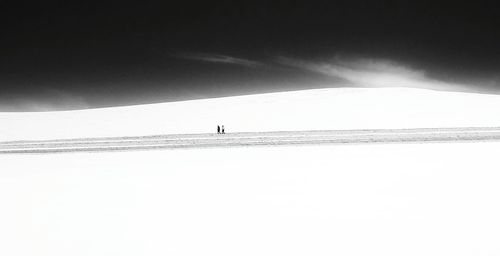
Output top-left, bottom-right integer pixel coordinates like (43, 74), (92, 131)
(1, 88), (500, 255)
(5, 1), (500, 255)
(2, 87), (500, 141)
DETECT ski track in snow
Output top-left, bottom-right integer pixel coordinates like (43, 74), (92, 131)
(2, 127), (500, 154)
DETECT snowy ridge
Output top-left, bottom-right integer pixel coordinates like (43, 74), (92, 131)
(2, 87), (500, 141)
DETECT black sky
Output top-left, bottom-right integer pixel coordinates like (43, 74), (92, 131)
(2, 1), (500, 111)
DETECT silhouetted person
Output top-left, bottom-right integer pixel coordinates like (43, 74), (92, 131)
(221, 125), (225, 134)
(217, 125), (220, 134)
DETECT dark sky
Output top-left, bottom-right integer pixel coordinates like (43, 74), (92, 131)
(2, 1), (500, 111)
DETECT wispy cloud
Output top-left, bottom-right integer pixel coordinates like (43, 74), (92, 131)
(173, 52), (263, 67)
(275, 56), (470, 92)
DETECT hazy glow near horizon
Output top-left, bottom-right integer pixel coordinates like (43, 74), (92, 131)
(277, 57), (472, 92)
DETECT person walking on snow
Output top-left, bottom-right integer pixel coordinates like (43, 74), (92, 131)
(221, 125), (225, 134)
(217, 125), (221, 134)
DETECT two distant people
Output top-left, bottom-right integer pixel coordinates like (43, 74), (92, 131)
(217, 125), (225, 134)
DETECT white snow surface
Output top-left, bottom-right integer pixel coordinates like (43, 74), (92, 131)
(2, 87), (500, 141)
(1, 143), (500, 255)
(2, 87), (500, 255)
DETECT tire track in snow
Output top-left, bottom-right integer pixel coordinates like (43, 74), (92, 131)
(2, 127), (500, 154)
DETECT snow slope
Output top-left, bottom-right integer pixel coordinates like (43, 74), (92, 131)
(2, 88), (500, 255)
(1, 143), (500, 256)
(2, 87), (500, 141)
